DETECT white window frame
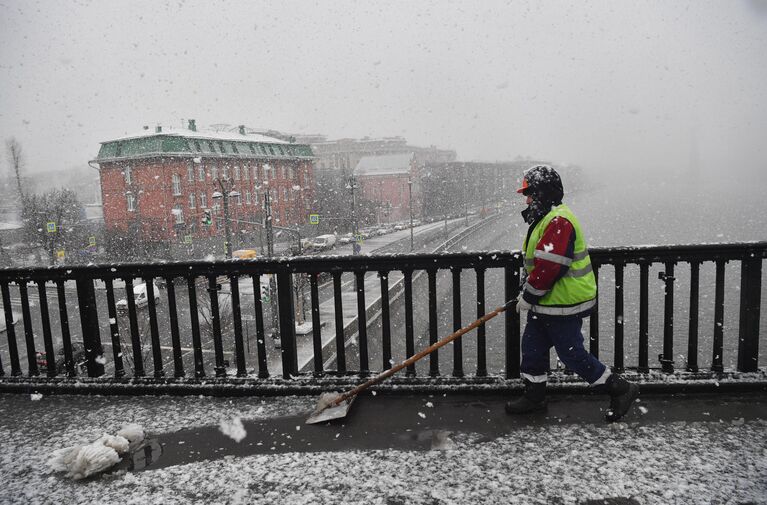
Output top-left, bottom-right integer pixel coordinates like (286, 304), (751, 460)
(127, 192), (136, 211)
(173, 204), (184, 224)
(172, 174), (182, 196)
(189, 193), (196, 208)
(200, 193), (208, 208)
(124, 166), (132, 185)
(234, 166), (240, 180)
(187, 163), (194, 182)
(198, 165), (206, 181)
(245, 191), (251, 205)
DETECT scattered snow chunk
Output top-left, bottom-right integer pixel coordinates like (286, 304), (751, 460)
(219, 417), (247, 443)
(30, 393), (43, 401)
(543, 243), (554, 252)
(425, 402), (434, 408)
(638, 406), (648, 415)
(418, 412), (426, 419)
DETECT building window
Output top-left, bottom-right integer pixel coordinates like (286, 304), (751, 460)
(248, 144), (256, 154)
(287, 166), (294, 180)
(208, 141), (216, 152)
(189, 193), (196, 208)
(124, 166), (132, 185)
(253, 166), (259, 180)
(198, 165), (205, 181)
(172, 174), (182, 195)
(193, 140), (202, 151)
(253, 191), (260, 207)
(173, 204), (184, 224)
(231, 143), (239, 154)
(236, 193), (242, 206)
(211, 164), (218, 180)
(217, 141), (226, 153)
(200, 193), (208, 208)
(222, 165), (229, 180)
(245, 191), (251, 205)
(234, 166), (240, 180)
(127, 193), (136, 211)
(187, 162), (194, 182)
(212, 202), (220, 211)
(243, 164), (249, 180)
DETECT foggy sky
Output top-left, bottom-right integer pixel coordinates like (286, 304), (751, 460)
(1, 0), (766, 183)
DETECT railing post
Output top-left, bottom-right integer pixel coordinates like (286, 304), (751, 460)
(589, 264), (600, 359)
(687, 261), (700, 372)
(638, 263), (649, 373)
(1, 282), (22, 376)
(505, 263), (521, 379)
(451, 267), (463, 377)
(19, 282), (39, 376)
(476, 267), (487, 377)
(712, 260), (726, 373)
(613, 263), (624, 374)
(207, 276), (227, 377)
(659, 262), (675, 374)
(277, 271), (298, 378)
(738, 253), (761, 372)
(76, 278), (105, 378)
(427, 269), (439, 377)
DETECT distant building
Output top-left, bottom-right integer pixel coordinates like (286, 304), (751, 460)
(353, 153), (419, 223)
(91, 121), (315, 242)
(305, 135), (456, 175)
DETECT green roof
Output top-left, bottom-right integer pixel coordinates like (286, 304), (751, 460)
(93, 133), (314, 163)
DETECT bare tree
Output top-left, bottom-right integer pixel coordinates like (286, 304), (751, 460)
(5, 137), (25, 201)
(22, 188), (85, 265)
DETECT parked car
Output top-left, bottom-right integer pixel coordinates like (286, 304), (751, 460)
(36, 342), (88, 375)
(232, 249), (258, 259)
(116, 282), (161, 313)
(338, 233), (354, 245)
(312, 234), (337, 250)
(393, 223), (407, 231)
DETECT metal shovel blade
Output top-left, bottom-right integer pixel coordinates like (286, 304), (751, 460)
(305, 393), (356, 424)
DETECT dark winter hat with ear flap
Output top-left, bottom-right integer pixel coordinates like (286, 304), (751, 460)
(517, 165), (564, 204)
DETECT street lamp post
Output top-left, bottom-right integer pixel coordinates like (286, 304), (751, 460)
(408, 179), (414, 252)
(212, 179), (240, 259)
(346, 175), (359, 254)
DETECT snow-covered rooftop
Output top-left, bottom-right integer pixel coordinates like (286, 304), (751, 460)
(107, 127), (290, 145)
(353, 152), (414, 177)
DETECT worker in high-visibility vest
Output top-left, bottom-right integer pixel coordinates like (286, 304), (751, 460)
(506, 165), (639, 422)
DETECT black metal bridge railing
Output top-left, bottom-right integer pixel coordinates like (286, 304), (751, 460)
(0, 242), (763, 393)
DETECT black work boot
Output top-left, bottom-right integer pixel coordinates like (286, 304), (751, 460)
(604, 374), (639, 422)
(505, 380), (547, 414)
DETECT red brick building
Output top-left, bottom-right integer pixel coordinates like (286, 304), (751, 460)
(92, 122), (315, 244)
(353, 152), (419, 223)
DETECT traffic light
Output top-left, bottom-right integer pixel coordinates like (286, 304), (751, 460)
(201, 209), (212, 226)
(260, 275), (271, 302)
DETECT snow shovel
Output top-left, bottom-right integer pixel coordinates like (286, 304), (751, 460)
(306, 298), (517, 424)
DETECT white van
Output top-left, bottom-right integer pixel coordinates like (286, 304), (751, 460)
(313, 234), (336, 250)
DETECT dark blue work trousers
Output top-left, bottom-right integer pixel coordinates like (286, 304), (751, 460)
(520, 312), (606, 384)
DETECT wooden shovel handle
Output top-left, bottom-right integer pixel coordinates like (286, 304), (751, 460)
(335, 298), (517, 404)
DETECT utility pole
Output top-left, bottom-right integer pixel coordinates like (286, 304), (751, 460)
(408, 179), (414, 252)
(347, 175), (359, 254)
(212, 179), (239, 259)
(263, 184), (279, 346)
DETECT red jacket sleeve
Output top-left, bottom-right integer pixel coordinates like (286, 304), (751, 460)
(522, 216), (576, 305)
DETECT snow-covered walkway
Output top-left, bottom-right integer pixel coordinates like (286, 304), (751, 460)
(1, 392), (765, 504)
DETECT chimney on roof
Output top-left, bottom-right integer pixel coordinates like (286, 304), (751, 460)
(188, 119), (197, 132)
(155, 125), (162, 133)
(238, 125), (246, 135)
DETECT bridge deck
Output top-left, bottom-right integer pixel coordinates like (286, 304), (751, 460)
(1, 391), (765, 504)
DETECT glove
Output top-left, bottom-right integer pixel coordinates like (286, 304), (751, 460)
(516, 295), (532, 314)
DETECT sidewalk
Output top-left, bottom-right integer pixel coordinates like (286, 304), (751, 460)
(1, 391), (765, 504)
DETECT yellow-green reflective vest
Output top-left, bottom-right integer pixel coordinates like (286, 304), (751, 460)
(522, 204), (597, 315)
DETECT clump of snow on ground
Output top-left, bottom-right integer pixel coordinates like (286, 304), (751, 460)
(219, 417), (247, 442)
(30, 393), (43, 401)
